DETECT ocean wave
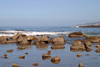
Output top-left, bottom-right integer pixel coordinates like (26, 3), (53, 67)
(0, 30), (70, 36)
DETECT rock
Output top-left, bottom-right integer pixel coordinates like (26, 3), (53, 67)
(47, 50), (51, 55)
(84, 36), (100, 43)
(33, 62), (39, 66)
(10, 32), (21, 39)
(17, 46), (26, 50)
(84, 41), (91, 46)
(95, 45), (100, 48)
(77, 53), (82, 57)
(19, 38), (29, 45)
(79, 63), (84, 67)
(51, 46), (65, 49)
(5, 39), (17, 44)
(12, 63), (20, 67)
(4, 53), (7, 57)
(51, 56), (60, 61)
(42, 53), (51, 58)
(69, 32), (85, 38)
(7, 49), (13, 52)
(18, 55), (25, 59)
(53, 37), (64, 43)
(53, 41), (65, 45)
(86, 46), (92, 51)
(70, 41), (86, 50)
(26, 35), (37, 40)
(17, 35), (25, 42)
(0, 36), (9, 42)
(37, 36), (49, 42)
(35, 42), (40, 45)
(48, 40), (52, 43)
(25, 52), (28, 55)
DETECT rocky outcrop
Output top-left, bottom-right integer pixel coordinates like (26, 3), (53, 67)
(69, 32), (85, 38)
(0, 36), (9, 43)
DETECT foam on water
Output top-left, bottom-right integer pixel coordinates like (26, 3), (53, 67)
(0, 30), (70, 36)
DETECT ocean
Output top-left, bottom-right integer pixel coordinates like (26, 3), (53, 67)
(0, 26), (100, 67)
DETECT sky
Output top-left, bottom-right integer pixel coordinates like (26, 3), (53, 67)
(0, 0), (100, 26)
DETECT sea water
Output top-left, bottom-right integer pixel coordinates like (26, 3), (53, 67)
(0, 26), (100, 67)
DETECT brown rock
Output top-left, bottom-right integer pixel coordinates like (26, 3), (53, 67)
(25, 52), (28, 55)
(12, 63), (20, 67)
(26, 35), (37, 40)
(18, 55), (25, 59)
(84, 41), (91, 46)
(33, 62), (39, 66)
(10, 32), (21, 39)
(19, 38), (29, 45)
(17, 46), (26, 50)
(4, 53), (7, 57)
(69, 32), (85, 38)
(0, 36), (9, 42)
(53, 37), (64, 43)
(7, 49), (13, 52)
(51, 56), (60, 62)
(51, 46), (65, 49)
(77, 53), (82, 57)
(79, 63), (84, 67)
(42, 53), (51, 58)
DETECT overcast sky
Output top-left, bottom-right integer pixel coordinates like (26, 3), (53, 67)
(0, 0), (100, 26)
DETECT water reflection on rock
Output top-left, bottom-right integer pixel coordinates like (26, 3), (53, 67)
(36, 44), (48, 50)
(70, 49), (85, 52)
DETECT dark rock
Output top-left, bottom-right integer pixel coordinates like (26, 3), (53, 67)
(69, 32), (85, 38)
(18, 55), (25, 59)
(33, 62), (39, 66)
(7, 49), (13, 52)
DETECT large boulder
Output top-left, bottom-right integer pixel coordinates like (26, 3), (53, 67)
(70, 41), (86, 50)
(38, 36), (49, 42)
(84, 41), (91, 46)
(69, 32), (85, 38)
(26, 35), (37, 40)
(10, 32), (21, 39)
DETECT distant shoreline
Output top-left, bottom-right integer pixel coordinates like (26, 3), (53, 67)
(79, 25), (100, 28)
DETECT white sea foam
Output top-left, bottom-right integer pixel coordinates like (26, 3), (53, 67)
(0, 30), (70, 37)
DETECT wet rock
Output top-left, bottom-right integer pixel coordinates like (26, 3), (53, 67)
(7, 49), (13, 52)
(25, 52), (29, 55)
(51, 56), (60, 64)
(33, 62), (39, 66)
(47, 50), (51, 55)
(77, 53), (82, 57)
(42, 53), (51, 58)
(5, 39), (17, 44)
(79, 63), (84, 67)
(86, 46), (92, 51)
(10, 32), (21, 39)
(70, 41), (86, 50)
(69, 32), (85, 38)
(17, 46), (26, 50)
(18, 55), (25, 59)
(19, 38), (29, 45)
(12, 63), (20, 67)
(84, 36), (100, 43)
(4, 53), (7, 57)
(84, 41), (91, 46)
(48, 40), (52, 43)
(37, 36), (49, 42)
(26, 35), (37, 40)
(0, 36), (9, 42)
(53, 41), (65, 45)
(17, 35), (25, 42)
(35, 42), (40, 45)
(51, 46), (65, 49)
(53, 37), (65, 43)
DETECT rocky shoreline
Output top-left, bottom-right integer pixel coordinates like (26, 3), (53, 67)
(0, 32), (100, 67)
